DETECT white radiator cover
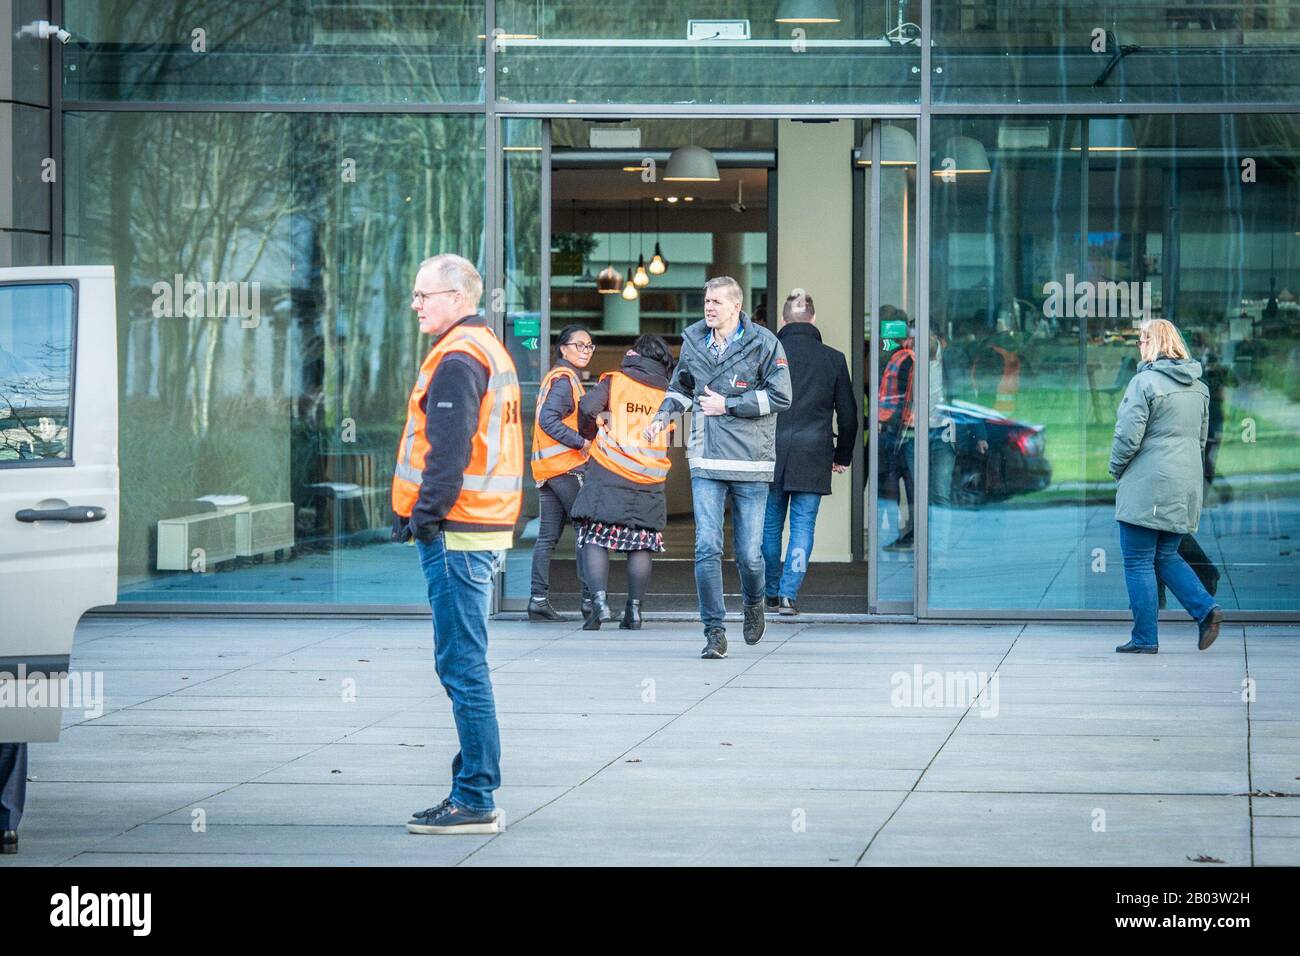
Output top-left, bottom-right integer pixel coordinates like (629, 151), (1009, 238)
(235, 502), (295, 557)
(156, 512), (238, 571)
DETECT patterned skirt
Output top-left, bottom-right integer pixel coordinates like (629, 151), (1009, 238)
(575, 520), (665, 553)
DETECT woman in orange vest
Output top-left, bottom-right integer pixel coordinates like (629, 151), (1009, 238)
(528, 325), (595, 622)
(571, 335), (675, 630)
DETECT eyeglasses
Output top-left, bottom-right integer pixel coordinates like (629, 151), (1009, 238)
(564, 342), (596, 353)
(411, 288), (458, 305)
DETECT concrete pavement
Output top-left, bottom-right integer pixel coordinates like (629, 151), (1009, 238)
(3, 615), (1297, 866)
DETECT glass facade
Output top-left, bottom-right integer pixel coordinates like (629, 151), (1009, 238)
(933, 0), (1300, 104)
(64, 110), (484, 602)
(494, 1), (921, 104)
(8, 1), (1291, 616)
(929, 113), (1300, 611)
(63, 0), (486, 103)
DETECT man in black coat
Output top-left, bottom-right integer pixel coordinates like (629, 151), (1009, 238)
(762, 291), (857, 614)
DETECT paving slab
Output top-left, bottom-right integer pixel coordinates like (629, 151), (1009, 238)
(0, 615), (1293, 866)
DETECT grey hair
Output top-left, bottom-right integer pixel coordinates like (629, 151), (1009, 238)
(419, 254), (483, 307)
(704, 276), (743, 307)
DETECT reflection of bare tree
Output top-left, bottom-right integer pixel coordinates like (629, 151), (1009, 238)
(97, 111), (294, 438)
(0, 343), (71, 460)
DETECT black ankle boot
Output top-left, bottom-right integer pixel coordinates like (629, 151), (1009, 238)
(619, 599), (642, 630)
(527, 596), (566, 622)
(583, 591), (610, 630)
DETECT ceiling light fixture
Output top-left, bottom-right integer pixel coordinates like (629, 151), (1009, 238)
(597, 224), (621, 294)
(664, 145), (720, 182)
(931, 135), (991, 176)
(649, 199), (668, 276)
(857, 124), (918, 167)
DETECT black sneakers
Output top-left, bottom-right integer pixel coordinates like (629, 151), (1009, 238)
(1198, 606), (1224, 650)
(1, 829), (16, 855)
(701, 626), (728, 659)
(527, 596), (565, 622)
(409, 797), (452, 822)
(406, 802), (503, 835)
(743, 602), (766, 645)
(765, 595), (779, 611)
(778, 597), (798, 616)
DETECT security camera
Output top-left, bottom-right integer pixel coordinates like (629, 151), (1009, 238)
(16, 20), (73, 44)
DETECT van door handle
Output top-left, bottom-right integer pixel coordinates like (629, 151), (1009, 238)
(15, 506), (107, 523)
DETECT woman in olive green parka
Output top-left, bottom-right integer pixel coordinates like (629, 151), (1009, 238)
(1109, 319), (1223, 654)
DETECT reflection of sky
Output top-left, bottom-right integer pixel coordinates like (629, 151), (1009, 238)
(0, 284), (74, 409)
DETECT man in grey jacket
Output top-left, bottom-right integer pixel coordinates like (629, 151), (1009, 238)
(645, 276), (792, 659)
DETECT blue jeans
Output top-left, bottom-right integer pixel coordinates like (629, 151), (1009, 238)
(0, 742), (26, 830)
(692, 476), (768, 629)
(762, 488), (822, 600)
(1118, 521), (1217, 647)
(416, 534), (502, 813)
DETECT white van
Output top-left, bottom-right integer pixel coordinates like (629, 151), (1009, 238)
(0, 266), (119, 742)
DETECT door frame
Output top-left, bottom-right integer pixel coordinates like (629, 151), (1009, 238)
(487, 111), (924, 618)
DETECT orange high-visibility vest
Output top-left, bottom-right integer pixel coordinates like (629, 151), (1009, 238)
(530, 364), (589, 482)
(589, 371), (671, 485)
(391, 323), (524, 531)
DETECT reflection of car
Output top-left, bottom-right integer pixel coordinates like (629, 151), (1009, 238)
(939, 399), (1051, 506)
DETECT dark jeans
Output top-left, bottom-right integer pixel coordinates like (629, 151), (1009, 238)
(692, 476), (768, 629)
(0, 742), (26, 830)
(416, 534), (502, 813)
(1118, 521), (1218, 647)
(762, 488), (822, 600)
(529, 471), (585, 599)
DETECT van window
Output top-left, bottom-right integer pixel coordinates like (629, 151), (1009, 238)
(0, 283), (76, 466)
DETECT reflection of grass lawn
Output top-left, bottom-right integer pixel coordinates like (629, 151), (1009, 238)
(1005, 389), (1300, 488)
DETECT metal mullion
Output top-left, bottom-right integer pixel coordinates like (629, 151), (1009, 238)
(929, 102), (1300, 115)
(921, 0), (932, 109)
(492, 103), (923, 117)
(61, 100), (487, 113)
(51, 0), (64, 265)
(850, 148), (864, 563)
(867, 121), (882, 612)
(914, 108), (931, 618)
(540, 118), (551, 363)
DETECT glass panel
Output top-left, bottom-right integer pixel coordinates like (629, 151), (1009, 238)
(501, 117), (545, 605)
(929, 116), (1084, 609)
(1125, 114), (1300, 611)
(495, 1), (921, 104)
(934, 0), (1300, 104)
(63, 0), (486, 103)
(869, 119), (918, 605)
(64, 110), (486, 604)
(0, 283), (75, 465)
(929, 113), (1300, 612)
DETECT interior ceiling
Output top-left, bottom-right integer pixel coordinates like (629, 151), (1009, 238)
(552, 167), (767, 204)
(552, 168), (769, 233)
(550, 118), (778, 150)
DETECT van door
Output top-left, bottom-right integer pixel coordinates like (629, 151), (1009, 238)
(0, 266), (119, 741)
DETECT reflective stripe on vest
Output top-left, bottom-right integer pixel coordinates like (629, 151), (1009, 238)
(589, 371), (671, 485)
(391, 323), (524, 530)
(530, 365), (589, 482)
